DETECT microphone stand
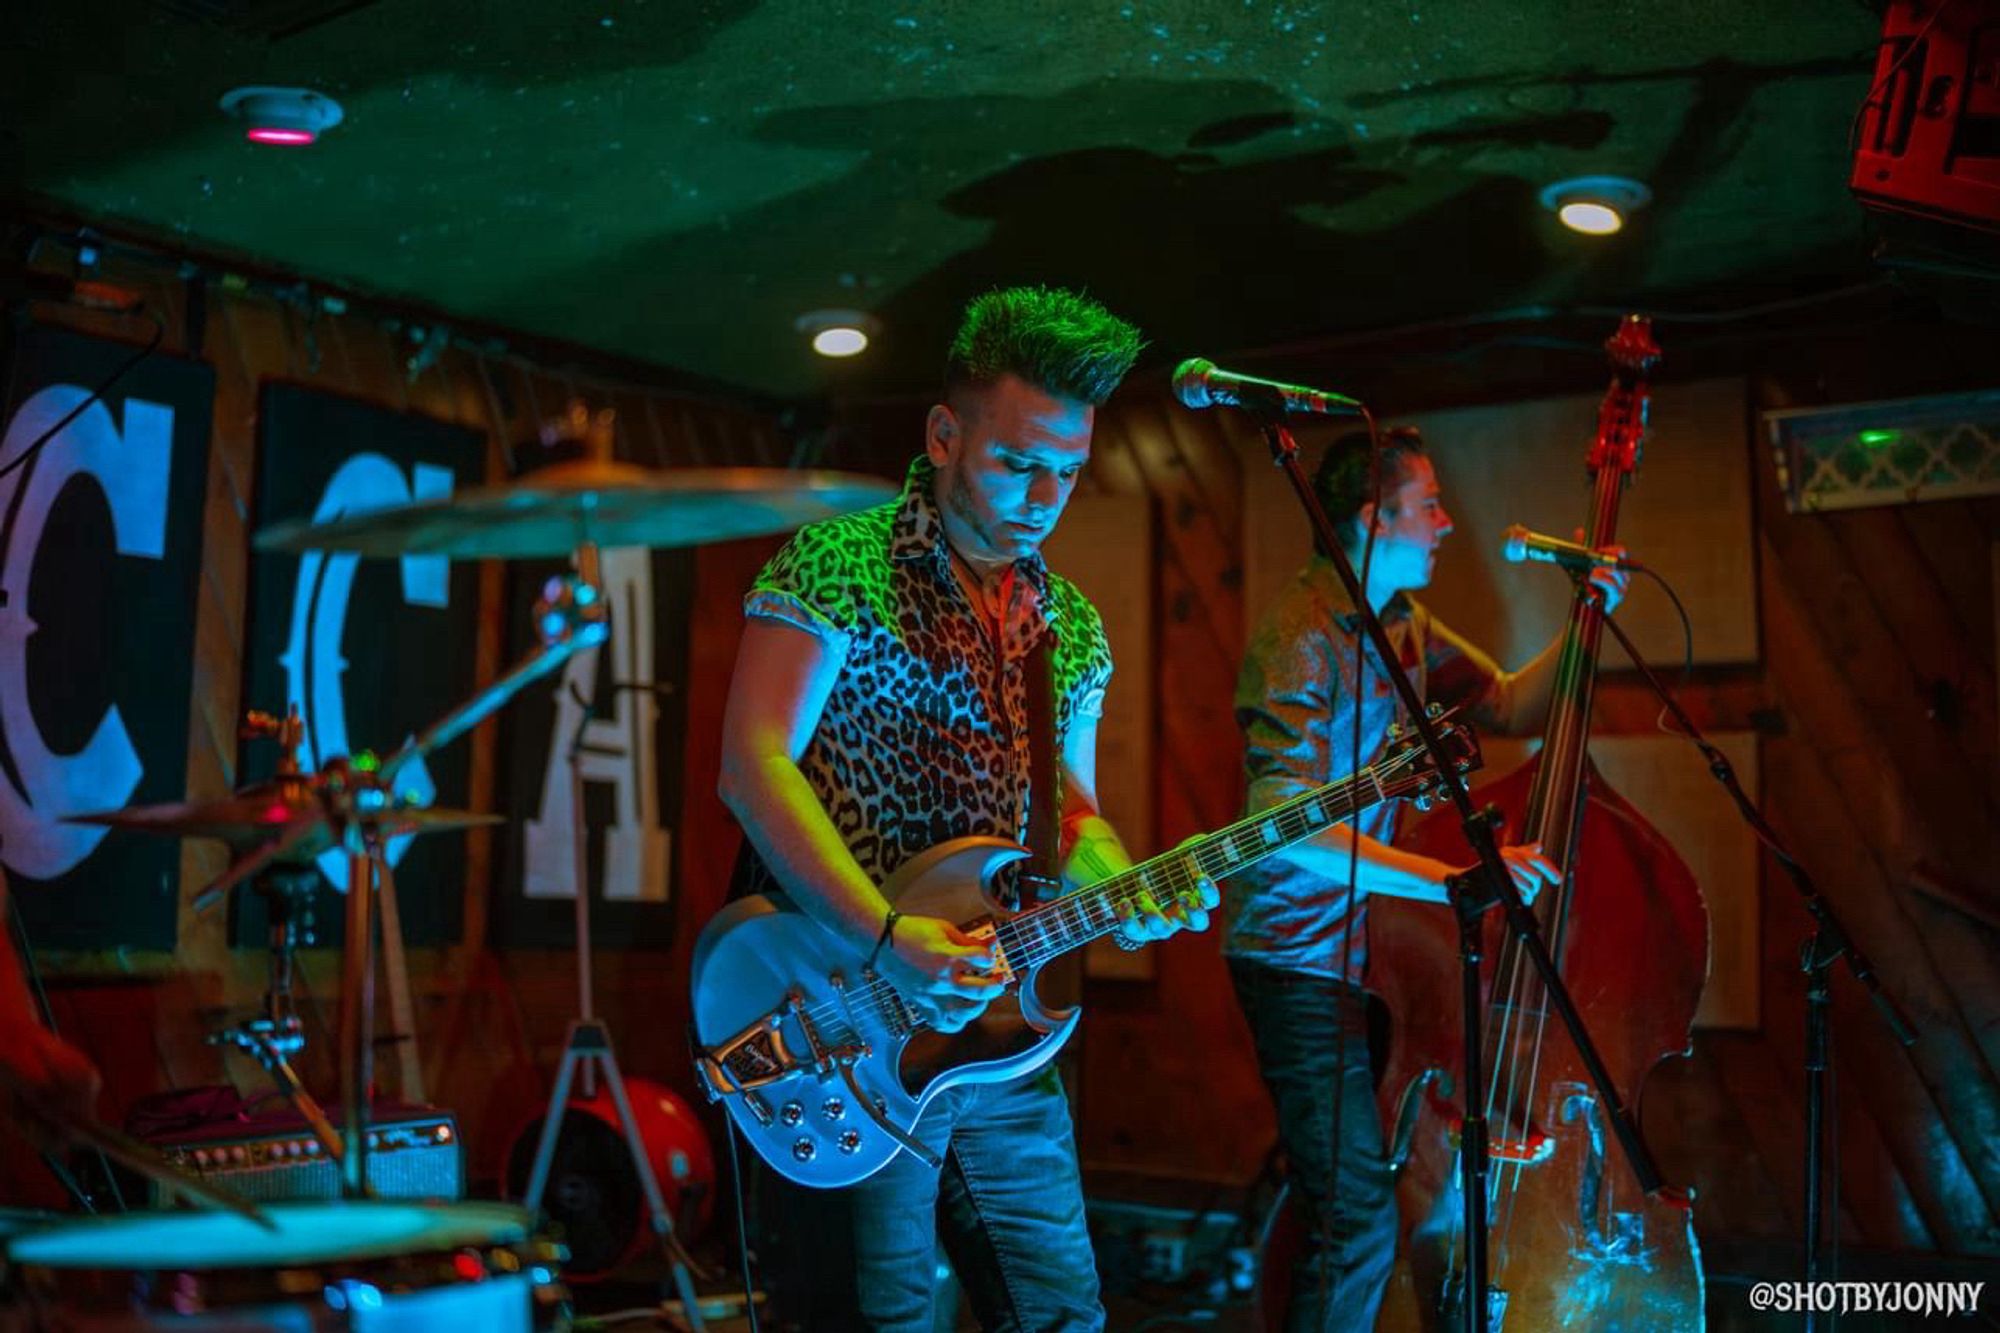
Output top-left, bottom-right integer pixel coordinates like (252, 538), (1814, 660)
(1593, 592), (1916, 1333)
(1256, 416), (1678, 1333)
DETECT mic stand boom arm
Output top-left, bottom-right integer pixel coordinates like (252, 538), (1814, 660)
(1256, 418), (1672, 1333)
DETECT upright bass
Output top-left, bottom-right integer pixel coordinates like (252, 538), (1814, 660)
(1371, 316), (1710, 1330)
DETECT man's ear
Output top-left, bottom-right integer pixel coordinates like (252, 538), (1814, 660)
(925, 403), (958, 467)
(1354, 501), (1379, 538)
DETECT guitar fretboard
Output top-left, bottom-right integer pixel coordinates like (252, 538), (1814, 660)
(991, 759), (1409, 973)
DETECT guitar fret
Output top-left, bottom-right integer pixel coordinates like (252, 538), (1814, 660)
(990, 748), (1433, 992)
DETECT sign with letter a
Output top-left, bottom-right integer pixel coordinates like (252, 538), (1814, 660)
(0, 325), (212, 949)
(495, 544), (692, 948)
(238, 384), (482, 947)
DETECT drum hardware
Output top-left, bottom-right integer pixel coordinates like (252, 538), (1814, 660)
(69, 782), (503, 917)
(242, 408), (891, 1323)
(75, 742), (510, 1205)
(203, 864), (348, 1166)
(43, 406), (894, 1317)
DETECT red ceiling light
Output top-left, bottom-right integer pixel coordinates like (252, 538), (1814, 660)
(219, 86), (344, 146)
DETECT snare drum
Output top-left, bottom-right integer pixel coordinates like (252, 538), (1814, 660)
(3, 1201), (564, 1331)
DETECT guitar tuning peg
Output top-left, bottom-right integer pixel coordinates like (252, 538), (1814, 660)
(1425, 702), (1444, 719)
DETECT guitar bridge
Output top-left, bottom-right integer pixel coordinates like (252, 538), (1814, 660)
(695, 987), (864, 1105)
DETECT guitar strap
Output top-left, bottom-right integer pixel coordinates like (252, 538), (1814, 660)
(1018, 628), (1063, 909)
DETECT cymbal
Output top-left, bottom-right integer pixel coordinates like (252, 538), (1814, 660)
(254, 462), (897, 559)
(69, 783), (501, 848)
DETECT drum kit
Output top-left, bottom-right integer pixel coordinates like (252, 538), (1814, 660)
(3, 405), (896, 1330)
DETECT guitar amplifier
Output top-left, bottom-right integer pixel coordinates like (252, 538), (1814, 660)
(136, 1098), (462, 1205)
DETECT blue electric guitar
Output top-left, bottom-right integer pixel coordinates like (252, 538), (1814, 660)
(692, 715), (1478, 1188)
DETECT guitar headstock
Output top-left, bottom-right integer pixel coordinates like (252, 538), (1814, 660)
(1378, 704), (1483, 811)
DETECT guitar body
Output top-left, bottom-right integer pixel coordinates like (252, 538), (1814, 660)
(690, 837), (1079, 1189)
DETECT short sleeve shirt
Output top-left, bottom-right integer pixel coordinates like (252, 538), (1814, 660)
(1222, 556), (1507, 982)
(735, 456), (1113, 904)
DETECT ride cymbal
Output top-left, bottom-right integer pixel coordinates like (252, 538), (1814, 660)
(254, 463), (896, 559)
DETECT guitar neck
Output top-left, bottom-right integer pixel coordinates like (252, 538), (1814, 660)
(994, 764), (1394, 972)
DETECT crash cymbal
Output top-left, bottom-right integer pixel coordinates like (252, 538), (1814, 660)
(68, 783), (501, 848)
(254, 462), (897, 559)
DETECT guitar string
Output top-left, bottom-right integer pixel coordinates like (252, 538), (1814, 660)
(785, 747), (1442, 1043)
(791, 772), (1379, 1037)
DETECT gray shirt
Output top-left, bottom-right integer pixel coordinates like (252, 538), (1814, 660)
(1223, 557), (1522, 982)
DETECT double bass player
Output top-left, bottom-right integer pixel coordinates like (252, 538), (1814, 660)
(1224, 425), (1628, 1331)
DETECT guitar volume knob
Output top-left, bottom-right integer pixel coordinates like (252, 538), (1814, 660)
(838, 1130), (862, 1154)
(822, 1098), (845, 1121)
(792, 1138), (816, 1162)
(780, 1101), (804, 1126)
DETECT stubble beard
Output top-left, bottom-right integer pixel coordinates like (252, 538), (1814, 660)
(944, 465), (1010, 565)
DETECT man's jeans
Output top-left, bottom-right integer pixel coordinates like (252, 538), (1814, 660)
(851, 1067), (1104, 1332)
(1230, 957), (1399, 1333)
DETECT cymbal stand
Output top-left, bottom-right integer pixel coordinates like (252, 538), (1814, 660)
(519, 540), (707, 1331)
(377, 563), (610, 792)
(206, 864), (346, 1165)
(319, 757), (394, 1199)
(190, 562), (612, 1199)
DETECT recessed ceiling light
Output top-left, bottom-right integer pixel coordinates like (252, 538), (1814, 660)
(1539, 176), (1651, 236)
(219, 86), (344, 146)
(796, 308), (878, 359)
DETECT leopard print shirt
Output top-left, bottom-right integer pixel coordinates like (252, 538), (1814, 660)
(737, 457), (1112, 903)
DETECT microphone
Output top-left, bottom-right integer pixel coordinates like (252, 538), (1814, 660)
(1172, 357), (1363, 417)
(1501, 524), (1642, 572)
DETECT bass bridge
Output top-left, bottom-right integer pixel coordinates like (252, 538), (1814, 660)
(1423, 1077), (1557, 1166)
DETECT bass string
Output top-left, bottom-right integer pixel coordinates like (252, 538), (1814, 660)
(1480, 864), (1578, 1261)
(1486, 472), (1629, 1240)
